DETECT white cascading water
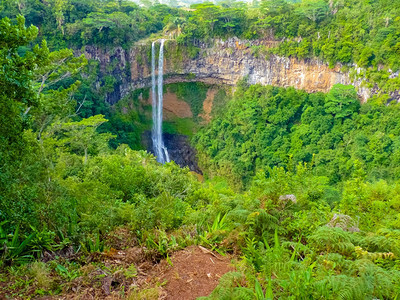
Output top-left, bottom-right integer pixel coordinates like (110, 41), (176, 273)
(151, 41), (157, 159)
(151, 39), (170, 164)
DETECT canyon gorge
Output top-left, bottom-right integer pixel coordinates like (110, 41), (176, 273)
(80, 37), (400, 168)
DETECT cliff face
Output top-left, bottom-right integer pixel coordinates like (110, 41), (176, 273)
(81, 46), (130, 104)
(128, 38), (381, 103)
(83, 38), (397, 104)
(142, 131), (202, 173)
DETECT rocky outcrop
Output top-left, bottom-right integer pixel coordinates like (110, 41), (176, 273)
(327, 214), (360, 232)
(142, 131), (202, 173)
(128, 38), (398, 103)
(82, 38), (398, 104)
(79, 46), (130, 104)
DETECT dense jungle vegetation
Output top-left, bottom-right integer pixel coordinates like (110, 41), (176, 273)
(194, 83), (400, 188)
(1, 0), (400, 298)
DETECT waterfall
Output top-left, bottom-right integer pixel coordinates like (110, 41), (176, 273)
(151, 41), (157, 159)
(151, 39), (170, 164)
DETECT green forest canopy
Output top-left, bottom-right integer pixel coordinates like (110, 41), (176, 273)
(194, 83), (400, 188)
(2, 0), (400, 70)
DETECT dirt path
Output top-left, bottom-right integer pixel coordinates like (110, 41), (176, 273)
(10, 244), (233, 300)
(159, 246), (233, 300)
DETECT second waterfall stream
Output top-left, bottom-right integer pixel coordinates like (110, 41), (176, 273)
(151, 39), (170, 164)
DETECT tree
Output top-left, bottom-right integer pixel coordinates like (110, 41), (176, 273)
(59, 115), (115, 164)
(260, 0), (290, 16)
(0, 15), (49, 228)
(297, 0), (329, 23)
(50, 0), (69, 34)
(357, 47), (375, 67)
(193, 3), (221, 34)
(324, 84), (360, 119)
(31, 44), (87, 141)
(0, 15), (42, 155)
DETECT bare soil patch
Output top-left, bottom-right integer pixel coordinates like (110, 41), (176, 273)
(199, 89), (217, 123)
(158, 246), (233, 300)
(1, 243), (233, 300)
(59, 245), (232, 300)
(148, 92), (193, 120)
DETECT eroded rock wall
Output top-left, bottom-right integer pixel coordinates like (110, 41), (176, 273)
(82, 37), (397, 104)
(129, 38), (375, 102)
(79, 45), (131, 104)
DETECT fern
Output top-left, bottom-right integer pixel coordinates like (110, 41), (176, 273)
(375, 228), (400, 256)
(309, 227), (354, 256)
(354, 246), (395, 261)
(312, 260), (400, 299)
(198, 272), (254, 300)
(245, 209), (279, 240)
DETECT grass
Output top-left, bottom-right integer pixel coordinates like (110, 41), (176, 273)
(163, 118), (197, 136)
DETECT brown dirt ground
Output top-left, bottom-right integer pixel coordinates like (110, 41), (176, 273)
(163, 92), (193, 119)
(158, 246), (234, 300)
(0, 225), (233, 300)
(32, 245), (233, 300)
(148, 92), (193, 120)
(59, 247), (153, 300)
(199, 89), (217, 123)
